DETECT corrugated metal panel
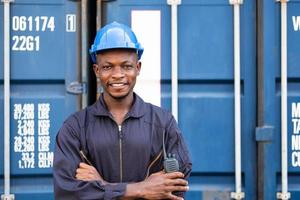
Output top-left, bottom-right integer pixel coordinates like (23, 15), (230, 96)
(177, 1), (256, 199)
(103, 0), (256, 199)
(1, 0), (300, 199)
(0, 0), (80, 199)
(258, 0), (300, 199)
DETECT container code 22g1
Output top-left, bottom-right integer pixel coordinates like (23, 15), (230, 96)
(11, 16), (55, 51)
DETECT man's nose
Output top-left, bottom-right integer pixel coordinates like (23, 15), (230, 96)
(112, 66), (124, 78)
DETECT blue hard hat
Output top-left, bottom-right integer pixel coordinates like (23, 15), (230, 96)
(90, 22), (144, 63)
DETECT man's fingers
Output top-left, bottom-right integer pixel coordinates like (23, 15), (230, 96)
(76, 167), (96, 176)
(79, 162), (91, 168)
(75, 173), (86, 180)
(164, 171), (185, 179)
(170, 178), (188, 186)
(77, 163), (97, 173)
(76, 175), (92, 181)
(167, 185), (189, 192)
(76, 167), (90, 174)
(167, 192), (184, 200)
(76, 171), (96, 181)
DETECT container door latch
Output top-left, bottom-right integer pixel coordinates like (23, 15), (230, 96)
(66, 81), (87, 95)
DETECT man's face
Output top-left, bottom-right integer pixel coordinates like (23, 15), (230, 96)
(93, 49), (141, 100)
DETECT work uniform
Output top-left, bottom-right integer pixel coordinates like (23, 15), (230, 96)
(53, 93), (192, 200)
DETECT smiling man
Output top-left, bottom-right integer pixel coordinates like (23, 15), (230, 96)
(53, 22), (192, 200)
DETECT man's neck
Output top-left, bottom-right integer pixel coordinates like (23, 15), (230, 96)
(103, 92), (134, 124)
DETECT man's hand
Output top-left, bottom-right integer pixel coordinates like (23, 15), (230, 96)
(75, 162), (108, 184)
(124, 171), (189, 200)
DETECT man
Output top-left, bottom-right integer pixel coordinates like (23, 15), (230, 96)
(53, 22), (192, 200)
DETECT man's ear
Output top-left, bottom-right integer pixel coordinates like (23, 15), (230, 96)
(93, 64), (100, 77)
(137, 61), (142, 75)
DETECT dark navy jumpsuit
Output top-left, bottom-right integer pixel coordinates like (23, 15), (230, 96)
(53, 93), (192, 200)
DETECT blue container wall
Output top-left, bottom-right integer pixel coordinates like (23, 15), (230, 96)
(258, 0), (300, 199)
(0, 0), (80, 199)
(1, 0), (299, 199)
(104, 0), (256, 199)
(177, 1), (256, 199)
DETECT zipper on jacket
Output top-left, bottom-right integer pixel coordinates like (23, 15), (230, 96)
(118, 125), (123, 182)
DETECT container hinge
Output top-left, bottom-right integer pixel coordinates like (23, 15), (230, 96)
(230, 192), (245, 200)
(229, 0), (243, 5)
(277, 192), (291, 200)
(167, 0), (181, 5)
(66, 81), (87, 95)
(255, 126), (274, 142)
(1, 194), (15, 200)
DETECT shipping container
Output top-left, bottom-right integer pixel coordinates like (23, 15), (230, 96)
(1, 0), (82, 199)
(1, 0), (300, 199)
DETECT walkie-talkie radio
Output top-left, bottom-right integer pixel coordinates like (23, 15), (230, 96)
(162, 130), (179, 173)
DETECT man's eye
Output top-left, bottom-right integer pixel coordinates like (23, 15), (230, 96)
(102, 65), (111, 70)
(123, 65), (133, 70)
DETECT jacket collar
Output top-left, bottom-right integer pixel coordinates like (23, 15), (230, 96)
(91, 93), (146, 118)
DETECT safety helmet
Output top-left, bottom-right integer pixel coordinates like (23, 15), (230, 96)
(90, 21), (144, 63)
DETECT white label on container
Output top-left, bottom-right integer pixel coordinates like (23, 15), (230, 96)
(12, 16), (55, 32)
(11, 16), (55, 52)
(292, 16), (300, 31)
(12, 35), (40, 51)
(13, 103), (53, 169)
(131, 10), (161, 107)
(14, 103), (35, 169)
(291, 102), (300, 167)
(37, 103), (52, 168)
(66, 14), (76, 32)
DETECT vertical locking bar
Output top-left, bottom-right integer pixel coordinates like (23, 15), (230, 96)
(276, 0), (290, 199)
(167, 0), (181, 122)
(81, 0), (88, 108)
(229, 0), (245, 199)
(96, 0), (102, 100)
(1, 0), (15, 199)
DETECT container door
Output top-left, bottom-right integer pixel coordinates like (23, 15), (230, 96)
(279, 0), (300, 199)
(287, 1), (300, 198)
(102, 0), (256, 199)
(175, 1), (256, 199)
(0, 0), (81, 199)
(258, 0), (300, 199)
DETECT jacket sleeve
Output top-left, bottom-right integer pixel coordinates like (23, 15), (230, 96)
(166, 116), (192, 197)
(53, 115), (127, 200)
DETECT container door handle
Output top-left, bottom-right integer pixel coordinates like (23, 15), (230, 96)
(66, 81), (87, 95)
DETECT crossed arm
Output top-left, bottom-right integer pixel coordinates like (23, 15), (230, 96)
(76, 163), (189, 200)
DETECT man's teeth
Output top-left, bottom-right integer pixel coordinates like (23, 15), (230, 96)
(111, 83), (125, 87)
